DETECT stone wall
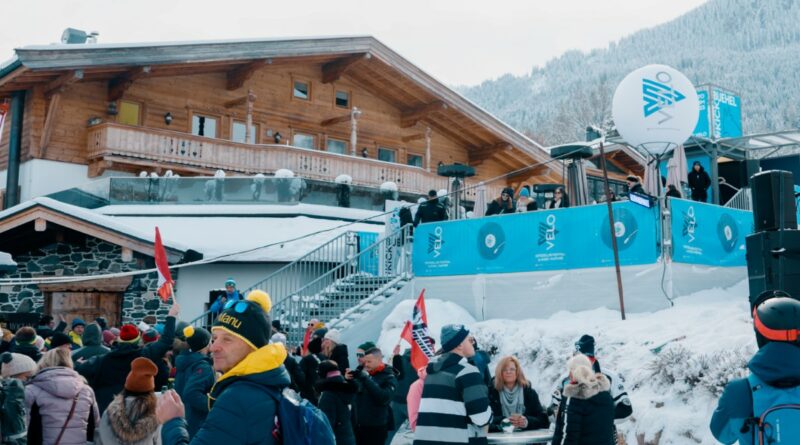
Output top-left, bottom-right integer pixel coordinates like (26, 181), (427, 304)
(0, 236), (177, 325)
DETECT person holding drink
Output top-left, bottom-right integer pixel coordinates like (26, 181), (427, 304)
(488, 356), (549, 433)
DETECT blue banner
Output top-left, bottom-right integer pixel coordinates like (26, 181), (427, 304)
(693, 88), (710, 138)
(670, 198), (752, 266)
(357, 232), (379, 275)
(711, 87), (742, 138)
(413, 202), (660, 277)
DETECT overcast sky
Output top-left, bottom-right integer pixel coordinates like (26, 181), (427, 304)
(1, 0), (708, 86)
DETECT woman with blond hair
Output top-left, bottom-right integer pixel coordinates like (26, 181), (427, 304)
(487, 356), (549, 432)
(551, 354), (615, 445)
(25, 347), (100, 444)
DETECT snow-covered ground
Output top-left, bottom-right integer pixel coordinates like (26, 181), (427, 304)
(379, 280), (755, 444)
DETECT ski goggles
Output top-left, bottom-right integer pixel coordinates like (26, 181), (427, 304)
(223, 300), (252, 313)
(753, 306), (800, 342)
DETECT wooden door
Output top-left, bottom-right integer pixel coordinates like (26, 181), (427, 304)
(47, 292), (122, 328)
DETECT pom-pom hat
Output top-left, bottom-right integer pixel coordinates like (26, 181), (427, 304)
(212, 289), (272, 350)
(184, 326), (212, 352)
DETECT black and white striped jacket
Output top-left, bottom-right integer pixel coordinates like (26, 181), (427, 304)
(413, 352), (492, 444)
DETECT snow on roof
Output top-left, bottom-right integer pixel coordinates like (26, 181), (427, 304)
(17, 35), (372, 51)
(0, 251), (16, 267)
(97, 203), (384, 222)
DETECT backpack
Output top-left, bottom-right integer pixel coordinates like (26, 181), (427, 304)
(266, 386), (336, 445)
(0, 378), (27, 444)
(743, 373), (800, 445)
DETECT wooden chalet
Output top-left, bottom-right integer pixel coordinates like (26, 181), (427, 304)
(0, 35), (566, 207)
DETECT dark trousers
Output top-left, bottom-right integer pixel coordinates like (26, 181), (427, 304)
(356, 425), (388, 445)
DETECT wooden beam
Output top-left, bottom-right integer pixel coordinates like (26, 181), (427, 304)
(121, 247), (133, 262)
(107, 66), (151, 101)
(322, 53), (372, 84)
(38, 92), (62, 157)
(226, 59), (271, 91)
(321, 114), (351, 127)
(401, 133), (426, 143)
(507, 164), (549, 181)
(39, 276), (133, 292)
(0, 66), (29, 89)
(400, 101), (448, 128)
(34, 218), (47, 232)
(224, 90), (256, 108)
(44, 70), (83, 97)
(469, 143), (512, 164)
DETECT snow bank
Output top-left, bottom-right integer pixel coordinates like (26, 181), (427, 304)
(468, 279), (754, 444)
(380, 181), (398, 192)
(275, 169), (294, 178)
(377, 298), (476, 356)
(335, 174), (353, 185)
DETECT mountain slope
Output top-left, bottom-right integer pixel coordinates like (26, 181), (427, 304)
(459, 0), (800, 145)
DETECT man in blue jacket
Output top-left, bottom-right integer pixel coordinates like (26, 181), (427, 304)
(710, 291), (800, 444)
(209, 278), (242, 316)
(158, 290), (290, 445)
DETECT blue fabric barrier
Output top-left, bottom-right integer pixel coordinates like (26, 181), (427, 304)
(669, 198), (752, 267)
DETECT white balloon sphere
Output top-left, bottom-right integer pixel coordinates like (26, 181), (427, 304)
(612, 64), (699, 155)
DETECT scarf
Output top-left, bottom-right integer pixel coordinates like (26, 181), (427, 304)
(500, 384), (525, 417)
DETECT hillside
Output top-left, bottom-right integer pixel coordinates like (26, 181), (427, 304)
(459, 0), (800, 145)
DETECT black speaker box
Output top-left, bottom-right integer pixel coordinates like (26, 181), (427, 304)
(751, 170), (797, 232)
(746, 230), (800, 308)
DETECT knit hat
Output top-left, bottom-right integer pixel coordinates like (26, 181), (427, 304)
(71, 318), (86, 329)
(502, 187), (514, 197)
(224, 278), (237, 288)
(50, 332), (72, 349)
(184, 326), (211, 352)
(519, 188), (530, 198)
(125, 357), (158, 393)
(174, 321), (190, 340)
(212, 289), (272, 350)
(324, 329), (341, 345)
(313, 327), (329, 340)
(142, 329), (159, 344)
(626, 175), (640, 183)
(357, 341), (376, 352)
(95, 317), (108, 331)
(317, 360), (341, 379)
(110, 327), (121, 337)
(14, 326), (36, 344)
(270, 332), (287, 345)
(1, 352), (37, 378)
(575, 335), (596, 357)
(119, 324), (141, 343)
(102, 330), (116, 346)
(441, 324), (470, 353)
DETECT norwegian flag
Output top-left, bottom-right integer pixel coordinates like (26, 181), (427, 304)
(400, 289), (435, 370)
(154, 227), (174, 302)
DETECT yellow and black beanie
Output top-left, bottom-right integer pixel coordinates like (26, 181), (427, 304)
(212, 290), (272, 350)
(183, 325), (211, 352)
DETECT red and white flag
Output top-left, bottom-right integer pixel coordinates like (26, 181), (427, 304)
(400, 289), (435, 370)
(154, 227), (174, 302)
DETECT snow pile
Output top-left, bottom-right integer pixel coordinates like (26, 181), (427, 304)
(0, 251), (16, 267)
(335, 174), (353, 185)
(274, 169), (294, 178)
(380, 181), (398, 192)
(377, 298), (476, 355)
(467, 279), (754, 445)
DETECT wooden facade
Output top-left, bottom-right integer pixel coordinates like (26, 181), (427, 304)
(0, 37), (565, 199)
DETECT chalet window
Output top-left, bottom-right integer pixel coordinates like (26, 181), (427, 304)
(118, 100), (141, 126)
(335, 91), (350, 108)
(326, 138), (347, 154)
(407, 153), (423, 168)
(293, 132), (316, 149)
(191, 114), (218, 138)
(293, 80), (310, 100)
(232, 120), (258, 144)
(378, 147), (397, 163)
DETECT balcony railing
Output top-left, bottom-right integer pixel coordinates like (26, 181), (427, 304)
(87, 123), (475, 197)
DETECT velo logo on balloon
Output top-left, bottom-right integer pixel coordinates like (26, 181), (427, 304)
(613, 65), (700, 155)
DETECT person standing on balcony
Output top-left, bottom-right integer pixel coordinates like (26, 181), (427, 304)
(516, 187), (537, 212)
(414, 190), (448, 226)
(210, 278), (241, 317)
(545, 186), (570, 209)
(688, 161), (711, 202)
(486, 187), (517, 216)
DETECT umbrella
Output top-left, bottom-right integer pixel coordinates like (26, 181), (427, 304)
(473, 182), (486, 217)
(667, 145), (689, 195)
(566, 160), (590, 206)
(644, 157), (661, 196)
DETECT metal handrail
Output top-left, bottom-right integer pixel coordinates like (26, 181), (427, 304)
(723, 187), (752, 211)
(272, 224), (413, 344)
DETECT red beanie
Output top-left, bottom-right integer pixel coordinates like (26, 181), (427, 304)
(142, 329), (159, 344)
(119, 324), (140, 343)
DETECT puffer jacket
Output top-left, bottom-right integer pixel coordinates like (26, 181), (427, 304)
(72, 323), (110, 362)
(173, 351), (214, 439)
(161, 343), (291, 445)
(25, 366), (100, 445)
(316, 375), (357, 445)
(95, 394), (161, 445)
(551, 373), (615, 445)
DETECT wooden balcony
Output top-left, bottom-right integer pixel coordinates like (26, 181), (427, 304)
(87, 123), (460, 196)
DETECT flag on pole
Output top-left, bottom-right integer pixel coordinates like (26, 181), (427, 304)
(400, 289), (435, 370)
(154, 227), (174, 302)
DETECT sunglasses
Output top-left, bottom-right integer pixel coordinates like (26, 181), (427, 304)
(356, 352), (365, 358)
(223, 300), (251, 313)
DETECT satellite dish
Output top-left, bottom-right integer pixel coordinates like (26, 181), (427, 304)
(612, 64), (699, 155)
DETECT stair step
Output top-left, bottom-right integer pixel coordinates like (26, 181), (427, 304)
(342, 276), (395, 285)
(320, 291), (373, 300)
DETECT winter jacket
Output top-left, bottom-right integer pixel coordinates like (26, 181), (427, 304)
(316, 375), (357, 445)
(68, 330), (83, 349)
(486, 198), (516, 216)
(1, 377), (27, 444)
(299, 352), (324, 405)
(552, 365), (633, 422)
(329, 343), (350, 374)
(209, 290), (242, 315)
(95, 394), (161, 445)
(161, 343), (290, 445)
(9, 342), (41, 363)
(25, 366), (100, 445)
(545, 197), (570, 209)
(710, 342), (800, 445)
(688, 166), (711, 202)
(72, 323), (110, 362)
(283, 355), (304, 392)
(406, 367), (426, 432)
(414, 352), (492, 445)
(627, 183), (645, 196)
(353, 364), (397, 429)
(77, 315), (176, 413)
(551, 373), (615, 445)
(392, 350), (418, 404)
(414, 200), (448, 226)
(488, 384), (549, 432)
(173, 352), (214, 439)
(36, 321), (67, 340)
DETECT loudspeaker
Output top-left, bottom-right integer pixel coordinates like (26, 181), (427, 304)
(746, 230), (800, 308)
(751, 170), (797, 232)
